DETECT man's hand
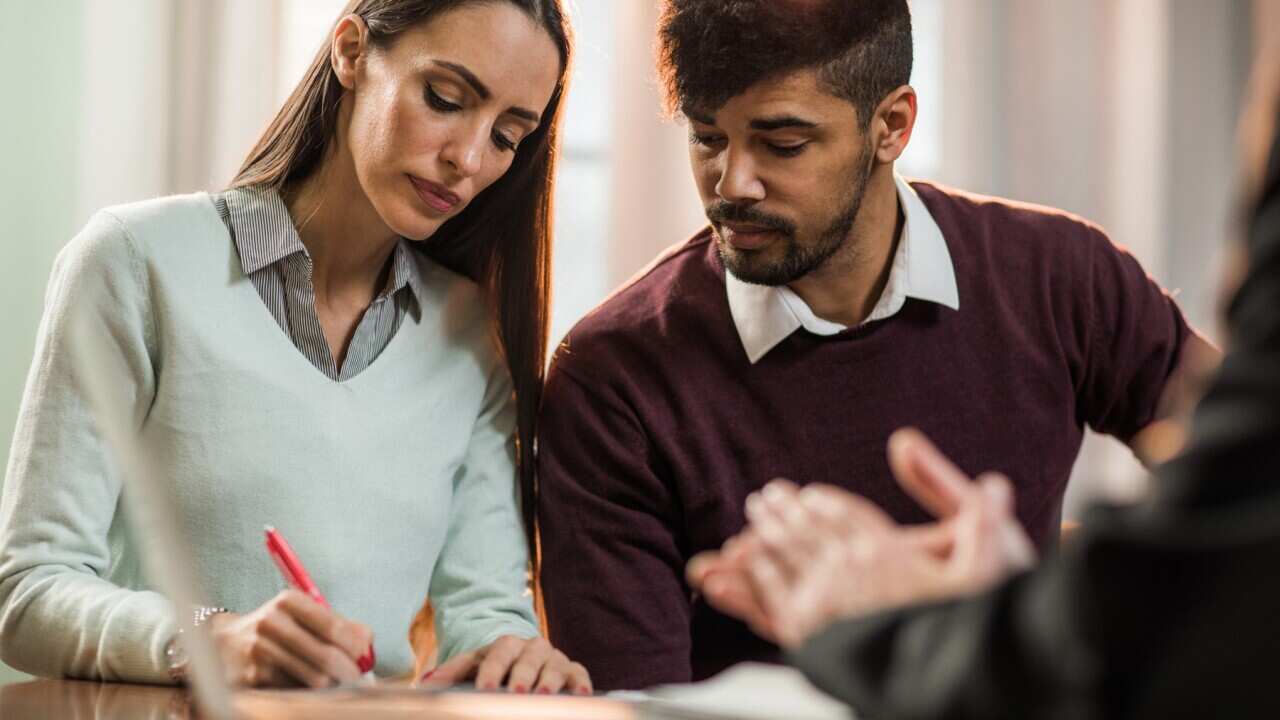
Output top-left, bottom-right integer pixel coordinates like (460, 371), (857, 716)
(689, 427), (1035, 648)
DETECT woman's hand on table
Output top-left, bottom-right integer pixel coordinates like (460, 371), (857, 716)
(417, 635), (592, 695)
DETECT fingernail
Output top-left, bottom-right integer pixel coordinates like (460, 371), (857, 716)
(419, 670), (434, 682)
(513, 684), (527, 694)
(537, 687), (552, 695)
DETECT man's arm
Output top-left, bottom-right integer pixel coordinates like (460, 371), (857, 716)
(1134, 329), (1221, 464)
(537, 356), (693, 691)
(1075, 224), (1222, 459)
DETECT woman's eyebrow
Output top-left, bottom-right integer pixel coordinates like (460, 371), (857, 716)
(431, 60), (541, 123)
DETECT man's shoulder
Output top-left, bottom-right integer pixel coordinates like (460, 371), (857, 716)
(911, 180), (1106, 241)
(909, 179), (1118, 272)
(553, 229), (726, 368)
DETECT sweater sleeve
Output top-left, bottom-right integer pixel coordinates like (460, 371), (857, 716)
(428, 351), (539, 662)
(537, 353), (693, 691)
(1078, 227), (1190, 442)
(0, 211), (176, 684)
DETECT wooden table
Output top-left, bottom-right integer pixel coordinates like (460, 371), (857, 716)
(0, 678), (645, 719)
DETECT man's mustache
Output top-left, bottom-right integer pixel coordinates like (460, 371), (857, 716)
(705, 202), (796, 236)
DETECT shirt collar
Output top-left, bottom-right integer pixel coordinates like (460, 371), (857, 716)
(224, 186), (308, 274)
(388, 241), (425, 304)
(225, 185), (424, 304)
(725, 174), (960, 364)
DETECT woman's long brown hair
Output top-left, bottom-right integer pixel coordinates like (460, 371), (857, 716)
(232, 0), (571, 591)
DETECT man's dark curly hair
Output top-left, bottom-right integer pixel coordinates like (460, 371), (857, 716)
(656, 0), (913, 127)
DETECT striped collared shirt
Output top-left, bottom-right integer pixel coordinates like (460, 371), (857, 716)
(213, 186), (424, 381)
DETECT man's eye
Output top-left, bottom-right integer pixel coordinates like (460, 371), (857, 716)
(690, 132), (725, 148)
(425, 85), (462, 113)
(766, 142), (808, 157)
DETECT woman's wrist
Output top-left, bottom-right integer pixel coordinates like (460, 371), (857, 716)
(164, 606), (230, 684)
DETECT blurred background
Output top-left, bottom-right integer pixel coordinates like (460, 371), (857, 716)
(0, 0), (1273, 684)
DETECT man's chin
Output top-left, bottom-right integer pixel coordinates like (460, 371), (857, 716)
(719, 247), (796, 287)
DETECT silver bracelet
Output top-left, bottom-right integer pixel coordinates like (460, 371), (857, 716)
(165, 606), (229, 684)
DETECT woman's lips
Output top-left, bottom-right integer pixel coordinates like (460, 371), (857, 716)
(409, 175), (462, 213)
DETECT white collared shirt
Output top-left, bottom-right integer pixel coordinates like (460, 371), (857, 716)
(725, 174), (961, 364)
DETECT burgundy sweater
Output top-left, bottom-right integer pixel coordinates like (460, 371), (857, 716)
(537, 181), (1190, 691)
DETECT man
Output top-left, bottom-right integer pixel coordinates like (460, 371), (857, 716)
(537, 0), (1215, 691)
(693, 51), (1280, 717)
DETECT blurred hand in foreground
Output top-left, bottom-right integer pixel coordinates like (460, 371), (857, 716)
(688, 428), (1036, 648)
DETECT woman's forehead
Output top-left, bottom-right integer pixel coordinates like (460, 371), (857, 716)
(389, 4), (562, 113)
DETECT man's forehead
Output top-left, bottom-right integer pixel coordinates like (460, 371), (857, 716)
(684, 68), (851, 125)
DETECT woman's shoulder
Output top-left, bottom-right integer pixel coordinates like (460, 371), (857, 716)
(61, 193), (221, 270)
(94, 192), (219, 242)
(404, 249), (506, 360)
(408, 249), (485, 316)
(54, 193), (222, 297)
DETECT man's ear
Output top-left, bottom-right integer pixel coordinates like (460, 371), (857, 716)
(870, 85), (917, 164)
(331, 14), (371, 91)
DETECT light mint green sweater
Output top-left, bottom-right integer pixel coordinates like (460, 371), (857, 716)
(0, 194), (539, 683)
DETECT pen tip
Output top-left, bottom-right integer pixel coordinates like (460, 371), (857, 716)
(264, 525), (275, 533)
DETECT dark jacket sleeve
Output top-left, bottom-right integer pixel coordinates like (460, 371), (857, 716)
(790, 122), (1280, 720)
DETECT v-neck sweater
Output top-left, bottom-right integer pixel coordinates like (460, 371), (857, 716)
(0, 193), (537, 683)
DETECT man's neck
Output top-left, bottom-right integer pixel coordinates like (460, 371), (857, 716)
(788, 168), (903, 327)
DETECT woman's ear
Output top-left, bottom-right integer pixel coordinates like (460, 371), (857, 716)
(331, 14), (370, 90)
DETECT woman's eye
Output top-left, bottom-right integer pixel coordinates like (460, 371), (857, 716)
(425, 85), (462, 113)
(492, 131), (517, 152)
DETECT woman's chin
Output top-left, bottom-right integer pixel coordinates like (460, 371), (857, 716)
(384, 205), (446, 242)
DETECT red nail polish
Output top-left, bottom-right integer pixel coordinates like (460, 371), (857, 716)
(513, 684), (527, 693)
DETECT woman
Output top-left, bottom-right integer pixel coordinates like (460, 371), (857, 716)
(0, 0), (589, 693)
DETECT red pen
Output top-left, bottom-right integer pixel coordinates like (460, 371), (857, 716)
(264, 526), (376, 674)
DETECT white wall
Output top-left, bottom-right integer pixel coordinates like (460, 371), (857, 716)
(0, 0), (87, 686)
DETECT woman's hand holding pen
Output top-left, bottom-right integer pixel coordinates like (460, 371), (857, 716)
(417, 635), (593, 695)
(207, 589), (374, 688)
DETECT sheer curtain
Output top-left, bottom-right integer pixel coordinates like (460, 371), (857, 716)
(77, 0), (346, 226)
(935, 0), (1257, 512)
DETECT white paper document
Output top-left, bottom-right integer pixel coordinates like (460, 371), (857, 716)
(613, 662), (857, 720)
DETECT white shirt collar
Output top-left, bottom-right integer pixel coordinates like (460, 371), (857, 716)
(725, 174), (960, 364)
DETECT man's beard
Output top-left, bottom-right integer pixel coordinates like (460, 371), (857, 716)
(711, 148), (874, 287)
